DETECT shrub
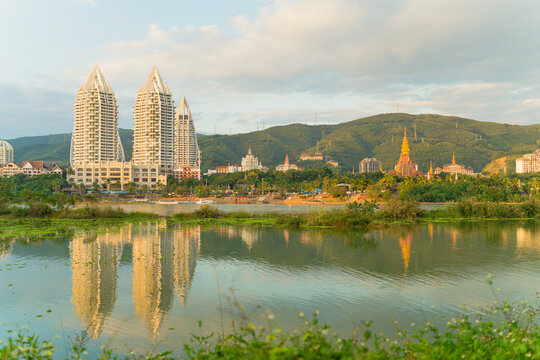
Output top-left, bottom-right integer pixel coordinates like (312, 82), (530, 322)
(378, 198), (422, 220)
(194, 205), (222, 219)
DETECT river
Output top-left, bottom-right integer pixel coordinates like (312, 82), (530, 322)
(0, 221), (539, 357)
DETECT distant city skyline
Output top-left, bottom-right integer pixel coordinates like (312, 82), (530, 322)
(2, 0), (540, 138)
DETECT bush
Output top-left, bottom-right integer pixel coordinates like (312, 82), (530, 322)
(194, 205), (222, 219)
(276, 214), (307, 228)
(378, 198), (422, 220)
(520, 198), (540, 218)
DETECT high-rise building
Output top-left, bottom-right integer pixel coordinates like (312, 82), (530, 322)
(132, 67), (174, 169)
(0, 140), (14, 165)
(359, 157), (381, 173)
(174, 97), (200, 168)
(70, 66), (124, 166)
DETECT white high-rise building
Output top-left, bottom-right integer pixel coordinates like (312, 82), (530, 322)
(132, 67), (174, 168)
(0, 140), (14, 165)
(174, 97), (200, 168)
(70, 66), (124, 166)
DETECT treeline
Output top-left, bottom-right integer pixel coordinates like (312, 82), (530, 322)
(168, 168), (540, 202)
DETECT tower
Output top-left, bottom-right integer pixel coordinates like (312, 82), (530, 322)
(394, 128), (419, 176)
(174, 97), (200, 168)
(70, 66), (124, 166)
(132, 67), (174, 168)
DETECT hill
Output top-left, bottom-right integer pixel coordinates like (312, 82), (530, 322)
(5, 114), (540, 172)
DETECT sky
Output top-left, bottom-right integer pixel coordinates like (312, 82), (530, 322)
(1, 0), (540, 139)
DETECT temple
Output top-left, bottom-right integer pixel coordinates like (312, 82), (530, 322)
(434, 153), (474, 176)
(389, 129), (422, 177)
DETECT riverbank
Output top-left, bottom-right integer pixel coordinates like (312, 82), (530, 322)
(2, 297), (538, 359)
(169, 199), (540, 229)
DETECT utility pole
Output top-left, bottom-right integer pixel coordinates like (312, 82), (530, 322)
(414, 124), (417, 139)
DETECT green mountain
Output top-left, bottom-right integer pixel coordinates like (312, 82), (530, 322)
(6, 114), (540, 172)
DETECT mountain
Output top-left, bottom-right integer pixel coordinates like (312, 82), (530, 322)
(6, 114), (540, 172)
(7, 129), (134, 165)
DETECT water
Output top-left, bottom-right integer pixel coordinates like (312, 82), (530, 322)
(0, 221), (539, 357)
(82, 202), (446, 216)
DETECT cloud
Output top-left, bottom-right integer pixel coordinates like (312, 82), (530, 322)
(59, 0), (540, 133)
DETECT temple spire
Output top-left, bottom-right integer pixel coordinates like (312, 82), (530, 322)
(452, 152), (456, 164)
(401, 128), (410, 154)
(248, 146), (252, 155)
(284, 154), (289, 164)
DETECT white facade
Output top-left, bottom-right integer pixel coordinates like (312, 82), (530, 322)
(241, 147), (264, 171)
(516, 150), (540, 173)
(174, 97), (200, 169)
(70, 66), (124, 166)
(0, 140), (14, 165)
(359, 158), (381, 173)
(132, 67), (174, 169)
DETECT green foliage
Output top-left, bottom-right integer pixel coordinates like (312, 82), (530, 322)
(3, 298), (539, 359)
(379, 198), (422, 220)
(194, 205), (222, 219)
(431, 199), (527, 219)
(0, 332), (54, 359)
(346, 200), (378, 214)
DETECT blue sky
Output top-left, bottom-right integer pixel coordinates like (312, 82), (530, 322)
(2, 0), (540, 138)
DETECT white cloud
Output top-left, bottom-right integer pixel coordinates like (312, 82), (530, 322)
(59, 0), (540, 134)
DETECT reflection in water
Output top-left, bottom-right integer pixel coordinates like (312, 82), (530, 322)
(56, 220), (540, 347)
(71, 228), (127, 338)
(173, 228), (200, 304)
(398, 233), (412, 275)
(132, 223), (175, 335)
(70, 222), (201, 336)
(516, 226), (540, 253)
(0, 239), (14, 263)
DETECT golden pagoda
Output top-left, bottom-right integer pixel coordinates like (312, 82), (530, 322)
(393, 128), (420, 176)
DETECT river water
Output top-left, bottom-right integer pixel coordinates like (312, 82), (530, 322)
(81, 202), (447, 216)
(0, 221), (539, 357)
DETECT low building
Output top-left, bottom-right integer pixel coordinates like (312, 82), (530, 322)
(67, 161), (168, 189)
(359, 158), (381, 173)
(173, 166), (201, 181)
(299, 153), (323, 161)
(216, 163), (242, 174)
(516, 150), (540, 173)
(276, 155), (299, 172)
(326, 159), (339, 167)
(0, 160), (63, 177)
(434, 154), (474, 176)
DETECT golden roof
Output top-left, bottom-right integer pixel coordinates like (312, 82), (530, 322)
(401, 128), (410, 154)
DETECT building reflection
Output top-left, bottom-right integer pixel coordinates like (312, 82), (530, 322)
(71, 228), (128, 338)
(173, 227), (200, 304)
(0, 239), (14, 263)
(70, 222), (202, 338)
(516, 227), (540, 253)
(132, 222), (175, 335)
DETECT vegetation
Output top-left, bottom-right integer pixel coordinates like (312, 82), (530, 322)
(10, 113), (540, 171)
(1, 297), (538, 359)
